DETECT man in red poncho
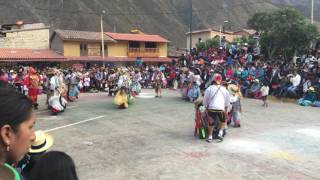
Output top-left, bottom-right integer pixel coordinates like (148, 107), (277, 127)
(24, 67), (40, 109)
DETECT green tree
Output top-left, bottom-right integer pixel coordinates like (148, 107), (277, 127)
(248, 8), (318, 60)
(196, 37), (220, 51)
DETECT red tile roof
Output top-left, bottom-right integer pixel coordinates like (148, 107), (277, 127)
(105, 32), (169, 43)
(0, 49), (66, 62)
(67, 56), (172, 62)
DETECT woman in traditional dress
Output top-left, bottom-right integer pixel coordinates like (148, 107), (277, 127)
(24, 67), (40, 109)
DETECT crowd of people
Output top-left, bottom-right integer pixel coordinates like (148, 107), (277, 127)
(1, 42), (320, 178)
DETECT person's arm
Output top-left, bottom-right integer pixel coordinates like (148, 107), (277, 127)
(203, 88), (210, 107)
(224, 90), (230, 113)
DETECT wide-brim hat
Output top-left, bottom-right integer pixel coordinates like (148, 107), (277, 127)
(228, 84), (239, 95)
(181, 67), (189, 73)
(309, 87), (315, 92)
(29, 130), (54, 154)
(253, 79), (260, 83)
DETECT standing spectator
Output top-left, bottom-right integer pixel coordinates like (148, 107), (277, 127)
(260, 82), (270, 107)
(83, 74), (91, 92)
(0, 84), (36, 178)
(228, 84), (242, 127)
(203, 74), (230, 143)
(95, 70), (103, 91)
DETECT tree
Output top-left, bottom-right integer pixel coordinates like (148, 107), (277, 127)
(196, 37), (220, 51)
(248, 8), (318, 60)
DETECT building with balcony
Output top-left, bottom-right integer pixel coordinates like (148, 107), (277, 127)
(51, 29), (116, 57)
(105, 32), (169, 59)
(50, 29), (171, 66)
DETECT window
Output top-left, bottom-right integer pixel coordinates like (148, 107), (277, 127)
(145, 42), (157, 48)
(80, 43), (87, 51)
(129, 41), (140, 48)
(100, 45), (108, 56)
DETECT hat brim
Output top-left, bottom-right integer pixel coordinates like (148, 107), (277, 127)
(29, 133), (54, 154)
(228, 85), (239, 94)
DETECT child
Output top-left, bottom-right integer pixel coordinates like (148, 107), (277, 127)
(260, 82), (270, 107)
(83, 75), (90, 92)
(228, 84), (242, 128)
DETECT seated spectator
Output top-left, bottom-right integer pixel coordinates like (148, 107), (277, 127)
(285, 71), (301, 97)
(29, 151), (78, 180)
(297, 87), (317, 106)
(0, 84), (36, 179)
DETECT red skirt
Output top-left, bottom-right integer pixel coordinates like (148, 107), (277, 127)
(28, 88), (39, 104)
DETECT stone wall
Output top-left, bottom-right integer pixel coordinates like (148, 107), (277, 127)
(0, 28), (49, 49)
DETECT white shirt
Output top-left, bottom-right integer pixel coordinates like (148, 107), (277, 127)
(290, 74), (301, 87)
(193, 75), (202, 86)
(303, 80), (311, 93)
(203, 85), (230, 111)
(260, 86), (270, 96)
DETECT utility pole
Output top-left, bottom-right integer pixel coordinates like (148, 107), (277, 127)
(101, 10), (106, 67)
(189, 0), (193, 52)
(311, 0), (314, 24)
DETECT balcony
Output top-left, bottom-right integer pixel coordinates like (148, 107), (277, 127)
(80, 47), (107, 57)
(128, 48), (159, 58)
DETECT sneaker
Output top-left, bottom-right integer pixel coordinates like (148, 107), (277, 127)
(214, 135), (223, 143)
(206, 138), (213, 143)
(222, 129), (227, 137)
(155, 95), (159, 98)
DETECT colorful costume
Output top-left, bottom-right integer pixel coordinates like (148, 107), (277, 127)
(49, 91), (67, 115)
(114, 88), (129, 108)
(153, 71), (164, 97)
(24, 67), (40, 109)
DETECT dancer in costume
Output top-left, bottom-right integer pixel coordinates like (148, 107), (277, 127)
(24, 67), (40, 109)
(153, 69), (165, 98)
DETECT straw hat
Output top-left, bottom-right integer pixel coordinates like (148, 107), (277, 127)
(309, 87), (315, 92)
(228, 84), (239, 95)
(253, 79), (260, 83)
(181, 67), (189, 73)
(29, 131), (54, 154)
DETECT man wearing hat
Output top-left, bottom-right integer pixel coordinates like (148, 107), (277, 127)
(203, 73), (230, 143)
(297, 87), (317, 106)
(17, 131), (54, 179)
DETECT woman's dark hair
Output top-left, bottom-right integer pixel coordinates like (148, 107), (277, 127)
(0, 83), (33, 132)
(29, 151), (78, 180)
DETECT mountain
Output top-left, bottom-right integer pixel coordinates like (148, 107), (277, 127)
(0, 0), (319, 48)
